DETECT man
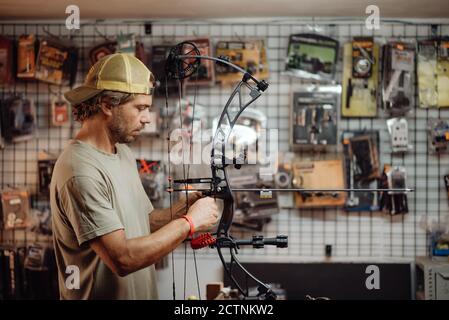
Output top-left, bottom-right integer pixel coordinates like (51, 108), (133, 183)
(50, 53), (219, 300)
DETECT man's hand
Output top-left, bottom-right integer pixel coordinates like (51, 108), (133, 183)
(186, 191), (203, 206)
(186, 197), (220, 232)
(173, 191), (203, 219)
(149, 192), (205, 232)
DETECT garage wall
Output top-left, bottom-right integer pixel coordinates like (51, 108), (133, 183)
(1, 19), (449, 297)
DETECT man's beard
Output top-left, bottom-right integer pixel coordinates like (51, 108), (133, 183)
(108, 113), (136, 144)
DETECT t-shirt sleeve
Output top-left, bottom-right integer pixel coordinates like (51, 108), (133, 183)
(147, 198), (154, 215)
(59, 176), (124, 246)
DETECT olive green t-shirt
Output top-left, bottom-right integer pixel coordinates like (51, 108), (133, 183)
(50, 139), (158, 300)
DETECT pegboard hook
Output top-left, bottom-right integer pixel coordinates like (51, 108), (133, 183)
(430, 24), (439, 39)
(94, 25), (111, 41)
(233, 31), (244, 42)
(42, 26), (60, 40)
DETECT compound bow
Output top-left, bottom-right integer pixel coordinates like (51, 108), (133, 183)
(164, 41), (288, 300)
(163, 41), (414, 301)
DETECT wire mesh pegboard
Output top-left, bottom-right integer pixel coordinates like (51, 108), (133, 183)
(1, 18), (449, 261)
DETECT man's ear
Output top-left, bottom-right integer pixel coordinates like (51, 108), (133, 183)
(99, 100), (113, 117)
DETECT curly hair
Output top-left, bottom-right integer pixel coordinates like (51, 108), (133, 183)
(72, 90), (136, 122)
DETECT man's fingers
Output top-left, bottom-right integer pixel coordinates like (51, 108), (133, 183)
(193, 191), (203, 198)
(187, 191), (203, 205)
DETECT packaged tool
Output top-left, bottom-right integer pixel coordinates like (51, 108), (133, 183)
(386, 118), (412, 153)
(427, 118), (449, 153)
(35, 38), (78, 86)
(229, 168), (279, 231)
(290, 85), (339, 151)
(292, 159), (346, 208)
(379, 165), (409, 215)
(418, 40), (439, 108)
(116, 33), (136, 56)
(17, 34), (37, 79)
(38, 151), (57, 196)
(0, 36), (14, 85)
(0, 189), (30, 229)
(342, 131), (380, 211)
(341, 37), (379, 117)
(437, 39), (449, 107)
(151, 44), (179, 96)
(51, 95), (70, 126)
(285, 33), (339, 81)
(89, 40), (116, 66)
(215, 40), (261, 85)
(381, 41), (415, 115)
(0, 95), (37, 143)
(184, 38), (215, 86)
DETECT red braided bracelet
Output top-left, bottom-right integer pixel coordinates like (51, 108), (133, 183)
(181, 215), (195, 238)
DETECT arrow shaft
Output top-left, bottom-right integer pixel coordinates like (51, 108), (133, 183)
(169, 188), (414, 193)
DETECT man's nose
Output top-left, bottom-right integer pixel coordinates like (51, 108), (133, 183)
(141, 108), (151, 124)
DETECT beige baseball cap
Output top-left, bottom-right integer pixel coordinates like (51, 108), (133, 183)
(64, 53), (154, 105)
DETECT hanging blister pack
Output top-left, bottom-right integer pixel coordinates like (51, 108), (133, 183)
(255, 39), (270, 81)
(0, 36), (14, 85)
(272, 152), (295, 209)
(17, 34), (37, 79)
(382, 42), (415, 116)
(417, 39), (449, 108)
(418, 40), (439, 108)
(35, 38), (78, 86)
(427, 118), (449, 153)
(342, 38), (379, 117)
(51, 94), (70, 126)
(284, 34), (339, 81)
(437, 39), (449, 107)
(24, 244), (52, 271)
(151, 44), (178, 96)
(116, 33), (136, 56)
(215, 40), (261, 85)
(135, 40), (147, 65)
(89, 40), (116, 66)
(342, 131), (380, 211)
(185, 38), (215, 86)
(290, 85), (340, 151)
(0, 189), (30, 229)
(386, 118), (412, 153)
(38, 157), (56, 196)
(229, 168), (279, 231)
(274, 164), (293, 189)
(29, 207), (52, 235)
(379, 165), (409, 215)
(0, 95), (37, 144)
(292, 159), (347, 208)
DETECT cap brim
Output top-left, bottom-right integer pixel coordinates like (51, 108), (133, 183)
(64, 85), (103, 105)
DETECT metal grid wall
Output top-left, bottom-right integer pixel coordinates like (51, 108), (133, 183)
(1, 19), (449, 262)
